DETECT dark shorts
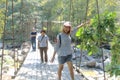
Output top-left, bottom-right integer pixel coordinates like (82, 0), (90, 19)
(58, 55), (72, 64)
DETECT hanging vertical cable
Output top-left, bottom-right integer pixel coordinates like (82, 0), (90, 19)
(0, 0), (8, 79)
(11, 0), (17, 78)
(96, 0), (106, 80)
(20, 0), (24, 43)
(71, 0), (74, 23)
(78, 0), (89, 68)
(69, 0), (72, 21)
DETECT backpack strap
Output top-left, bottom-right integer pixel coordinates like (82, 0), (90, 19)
(58, 33), (61, 48)
(40, 35), (45, 42)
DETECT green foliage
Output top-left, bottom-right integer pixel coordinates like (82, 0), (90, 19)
(76, 11), (120, 76)
(0, 7), (5, 39)
(109, 65), (120, 76)
(110, 36), (120, 76)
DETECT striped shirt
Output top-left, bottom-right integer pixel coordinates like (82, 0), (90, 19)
(54, 27), (77, 56)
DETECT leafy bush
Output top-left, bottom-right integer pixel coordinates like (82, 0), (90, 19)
(76, 11), (120, 76)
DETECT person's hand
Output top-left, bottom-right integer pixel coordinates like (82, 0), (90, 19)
(81, 20), (90, 26)
(38, 46), (39, 49)
(85, 20), (90, 24)
(77, 20), (90, 29)
(50, 56), (55, 63)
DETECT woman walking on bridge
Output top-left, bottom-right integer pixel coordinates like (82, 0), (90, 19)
(51, 21), (89, 80)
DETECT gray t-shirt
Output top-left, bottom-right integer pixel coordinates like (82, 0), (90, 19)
(38, 35), (49, 47)
(54, 27), (77, 56)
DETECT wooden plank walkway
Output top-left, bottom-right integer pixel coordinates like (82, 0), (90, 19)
(15, 41), (83, 80)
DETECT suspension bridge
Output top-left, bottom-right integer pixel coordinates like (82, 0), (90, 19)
(14, 40), (84, 80)
(0, 33), (113, 80)
(0, 0), (120, 80)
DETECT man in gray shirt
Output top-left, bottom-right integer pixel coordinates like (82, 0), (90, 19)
(38, 30), (49, 63)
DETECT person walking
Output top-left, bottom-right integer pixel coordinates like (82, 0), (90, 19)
(30, 27), (37, 51)
(38, 30), (49, 63)
(50, 21), (88, 80)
